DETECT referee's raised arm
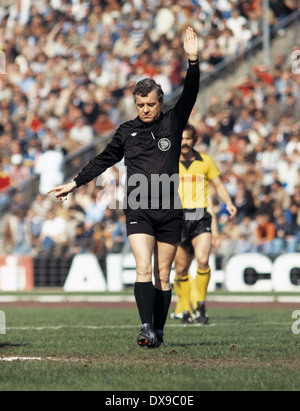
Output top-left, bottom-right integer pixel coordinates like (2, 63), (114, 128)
(184, 26), (199, 63)
(174, 27), (200, 128)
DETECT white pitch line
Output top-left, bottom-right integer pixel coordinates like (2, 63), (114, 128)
(5, 322), (292, 331)
(0, 357), (43, 362)
(1, 294), (300, 303)
(0, 356), (78, 362)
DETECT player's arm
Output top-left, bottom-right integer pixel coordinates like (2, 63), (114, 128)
(210, 176), (237, 219)
(207, 194), (222, 248)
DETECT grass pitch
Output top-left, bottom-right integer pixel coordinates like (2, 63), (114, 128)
(0, 301), (300, 391)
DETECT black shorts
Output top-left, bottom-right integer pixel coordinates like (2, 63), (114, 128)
(125, 208), (183, 244)
(180, 209), (212, 250)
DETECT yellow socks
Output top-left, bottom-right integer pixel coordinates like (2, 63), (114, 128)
(174, 268), (211, 316)
(174, 275), (191, 314)
(195, 267), (211, 303)
(189, 274), (198, 311)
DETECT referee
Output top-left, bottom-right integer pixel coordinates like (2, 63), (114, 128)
(174, 124), (237, 324)
(48, 27), (200, 348)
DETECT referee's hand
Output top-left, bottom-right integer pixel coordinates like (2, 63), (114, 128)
(47, 181), (77, 202)
(184, 26), (199, 61)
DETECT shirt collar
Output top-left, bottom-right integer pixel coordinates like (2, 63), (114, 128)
(132, 112), (164, 128)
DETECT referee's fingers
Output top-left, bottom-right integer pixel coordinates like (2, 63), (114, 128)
(47, 187), (61, 195)
(47, 186), (66, 196)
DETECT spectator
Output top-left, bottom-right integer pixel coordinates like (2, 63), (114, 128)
(67, 222), (92, 256)
(31, 193), (53, 222)
(269, 180), (291, 210)
(99, 207), (120, 252)
(238, 23), (253, 53)
(117, 83), (137, 122)
(264, 94), (281, 126)
(113, 30), (137, 58)
(286, 134), (300, 156)
(233, 108), (254, 139)
(217, 109), (235, 137)
(69, 117), (94, 146)
(256, 190), (275, 220)
(35, 142), (64, 195)
(226, 8), (248, 39)
(253, 213), (277, 254)
(234, 233), (255, 253)
(39, 207), (68, 256)
(24, 206), (42, 247)
(0, 158), (10, 191)
(259, 142), (281, 171)
(277, 153), (299, 195)
(273, 212), (298, 254)
(84, 191), (108, 230)
(280, 93), (300, 120)
(217, 28), (238, 57)
(111, 213), (128, 253)
(9, 153), (31, 189)
(2, 209), (31, 255)
(68, 195), (86, 224)
(234, 179), (256, 222)
(237, 215), (257, 247)
(240, 163), (263, 198)
(248, 117), (270, 147)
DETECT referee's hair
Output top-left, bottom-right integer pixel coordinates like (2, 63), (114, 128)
(133, 78), (164, 103)
(184, 123), (197, 142)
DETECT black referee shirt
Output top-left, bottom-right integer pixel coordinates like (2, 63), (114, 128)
(74, 61), (200, 211)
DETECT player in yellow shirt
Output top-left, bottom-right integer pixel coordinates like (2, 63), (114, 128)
(174, 124), (237, 324)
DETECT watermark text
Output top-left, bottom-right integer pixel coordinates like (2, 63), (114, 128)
(291, 50), (300, 75)
(0, 311), (6, 335)
(292, 310), (300, 335)
(0, 50), (6, 74)
(95, 166), (206, 220)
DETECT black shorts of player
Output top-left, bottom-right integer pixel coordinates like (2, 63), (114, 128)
(180, 209), (212, 252)
(125, 208), (183, 244)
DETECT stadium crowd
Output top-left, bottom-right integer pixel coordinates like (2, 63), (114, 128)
(0, 0), (299, 264)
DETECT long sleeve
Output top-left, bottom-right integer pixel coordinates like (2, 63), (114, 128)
(75, 129), (124, 188)
(173, 61), (200, 129)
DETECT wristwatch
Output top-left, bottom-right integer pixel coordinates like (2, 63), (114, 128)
(189, 58), (199, 65)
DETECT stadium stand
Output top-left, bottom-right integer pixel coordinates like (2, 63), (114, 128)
(0, 1), (299, 284)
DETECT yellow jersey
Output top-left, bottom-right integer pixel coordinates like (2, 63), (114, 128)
(179, 151), (220, 209)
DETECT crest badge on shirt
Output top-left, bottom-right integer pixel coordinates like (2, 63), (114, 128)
(158, 138), (171, 151)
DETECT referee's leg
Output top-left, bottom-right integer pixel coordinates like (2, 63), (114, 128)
(129, 233), (156, 329)
(153, 241), (178, 335)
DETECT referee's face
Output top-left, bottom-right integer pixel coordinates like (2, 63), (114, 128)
(135, 90), (162, 123)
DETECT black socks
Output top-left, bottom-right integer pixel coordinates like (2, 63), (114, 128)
(134, 282), (156, 326)
(153, 288), (172, 331)
(134, 282), (172, 331)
